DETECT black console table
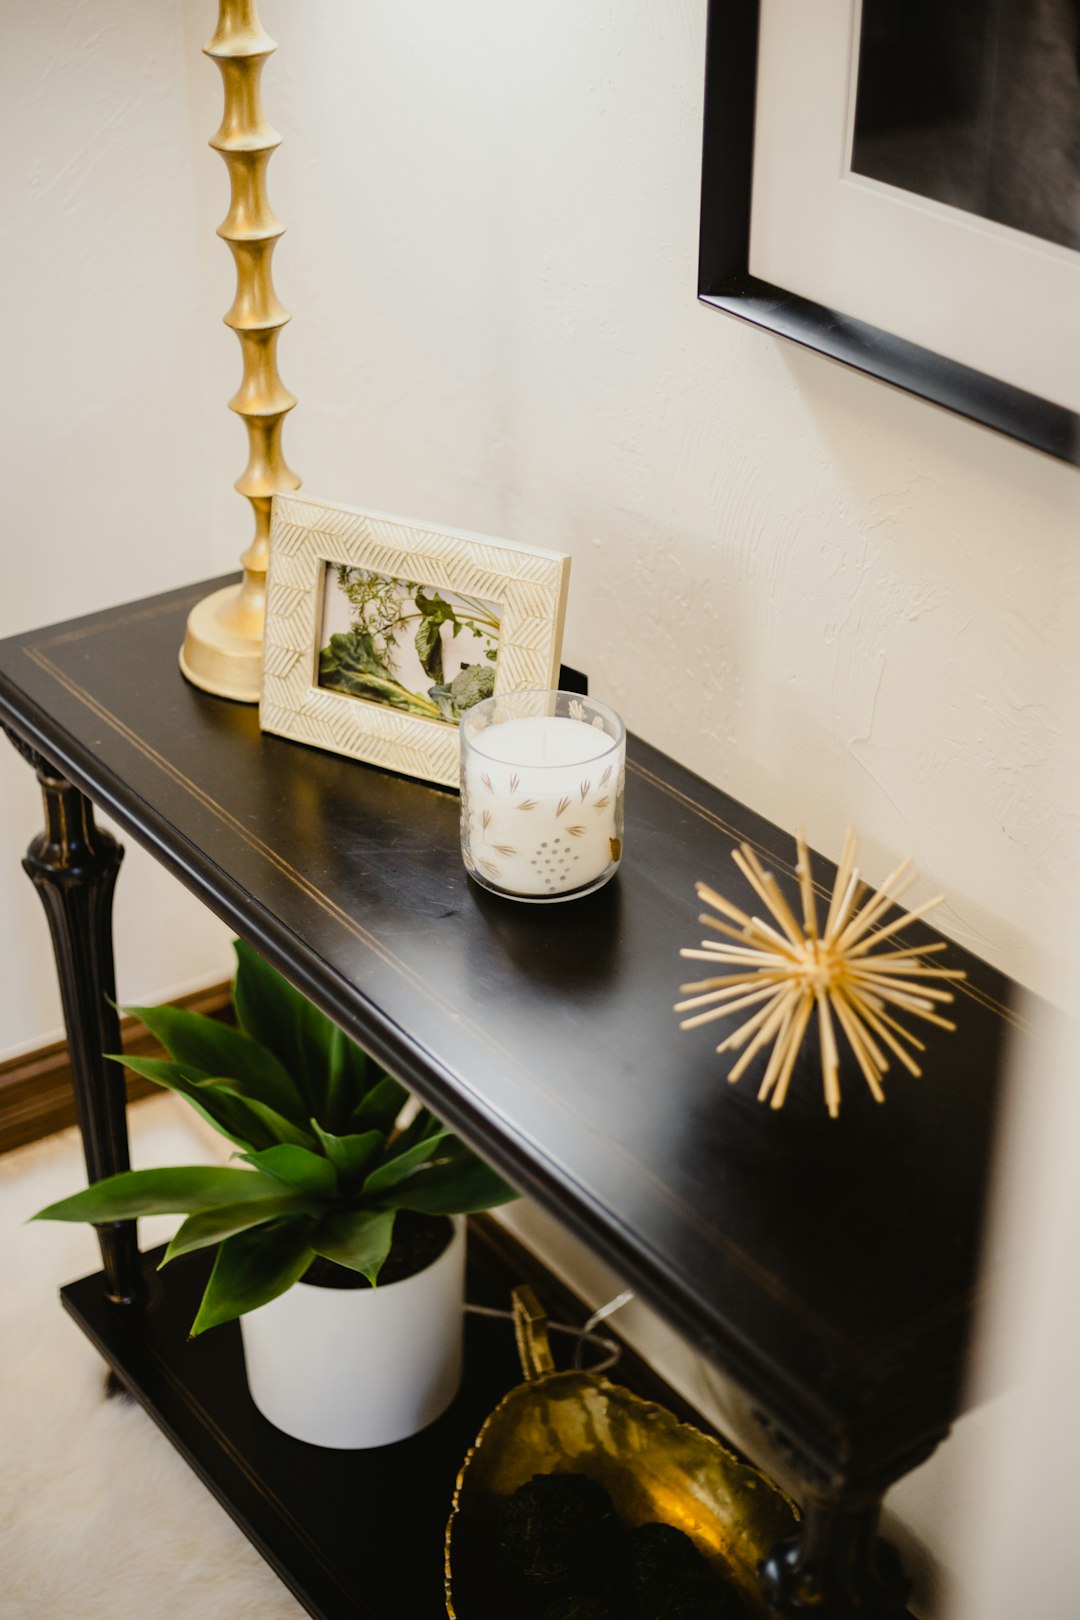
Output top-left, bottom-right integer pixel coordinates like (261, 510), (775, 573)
(0, 579), (1019, 1618)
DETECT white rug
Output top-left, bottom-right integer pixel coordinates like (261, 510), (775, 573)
(0, 1096), (307, 1620)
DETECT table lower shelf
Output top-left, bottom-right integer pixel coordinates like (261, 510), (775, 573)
(60, 1220), (692, 1620)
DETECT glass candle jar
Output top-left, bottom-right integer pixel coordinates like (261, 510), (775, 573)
(459, 691), (625, 903)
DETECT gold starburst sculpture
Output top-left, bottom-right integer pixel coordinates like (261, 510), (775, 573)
(675, 830), (965, 1118)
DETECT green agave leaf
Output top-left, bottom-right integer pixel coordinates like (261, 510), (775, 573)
(117, 1055), (282, 1152)
(123, 1000), (303, 1124)
(207, 1082), (316, 1150)
(322, 1024), (371, 1136)
(160, 1195), (312, 1266)
(233, 940), (362, 1125)
(350, 1073), (409, 1136)
(239, 1144), (338, 1198)
(362, 1130), (451, 1197)
(388, 1105), (443, 1159)
(310, 1123), (384, 1186)
(312, 1208), (396, 1286)
(32, 1166), (280, 1224)
(377, 1138), (519, 1216)
(191, 1218), (315, 1337)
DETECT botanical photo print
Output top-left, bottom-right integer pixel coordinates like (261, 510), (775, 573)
(318, 563), (501, 724)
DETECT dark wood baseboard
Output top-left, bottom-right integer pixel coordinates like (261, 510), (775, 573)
(0, 982), (232, 1157)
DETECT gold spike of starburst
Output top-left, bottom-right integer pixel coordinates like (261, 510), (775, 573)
(675, 829), (965, 1118)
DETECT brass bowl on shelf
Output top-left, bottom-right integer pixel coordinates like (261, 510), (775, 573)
(445, 1287), (798, 1617)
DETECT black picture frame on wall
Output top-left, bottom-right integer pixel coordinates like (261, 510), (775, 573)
(698, 0), (1080, 468)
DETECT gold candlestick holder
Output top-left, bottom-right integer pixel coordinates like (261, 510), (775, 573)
(180, 0), (300, 703)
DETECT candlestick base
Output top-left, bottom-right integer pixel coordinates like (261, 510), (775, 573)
(179, 582), (264, 704)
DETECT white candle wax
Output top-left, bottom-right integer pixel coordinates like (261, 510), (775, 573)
(462, 715), (623, 899)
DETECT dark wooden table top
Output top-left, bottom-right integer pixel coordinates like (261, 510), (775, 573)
(0, 578), (1020, 1494)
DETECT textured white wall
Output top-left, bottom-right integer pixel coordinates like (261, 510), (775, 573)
(0, 0), (236, 1060)
(237, 5), (1076, 1612)
(955, 995), (1080, 1620)
(245, 0), (1078, 995)
(2, 2), (1078, 1614)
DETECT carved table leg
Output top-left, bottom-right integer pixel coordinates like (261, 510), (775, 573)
(760, 1498), (911, 1618)
(6, 728), (142, 1305)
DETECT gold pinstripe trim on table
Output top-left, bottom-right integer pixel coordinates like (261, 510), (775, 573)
(15, 627), (1004, 1352)
(144, 1345), (360, 1602)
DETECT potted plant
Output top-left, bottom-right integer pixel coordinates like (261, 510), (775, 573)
(34, 940), (518, 1449)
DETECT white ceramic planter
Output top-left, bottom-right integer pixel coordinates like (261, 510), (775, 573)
(239, 1216), (466, 1449)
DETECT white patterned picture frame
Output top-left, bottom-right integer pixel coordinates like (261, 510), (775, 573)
(261, 493), (571, 788)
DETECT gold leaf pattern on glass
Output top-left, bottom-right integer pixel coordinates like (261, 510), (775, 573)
(517, 800), (538, 811)
(600, 766), (613, 786)
(492, 844), (517, 857)
(481, 773), (493, 793)
(579, 780), (591, 801)
(593, 796), (610, 810)
(567, 825), (586, 837)
(555, 796), (571, 818)
(480, 859), (500, 878)
(509, 774), (520, 793)
(609, 837), (622, 860)
(482, 810), (491, 832)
